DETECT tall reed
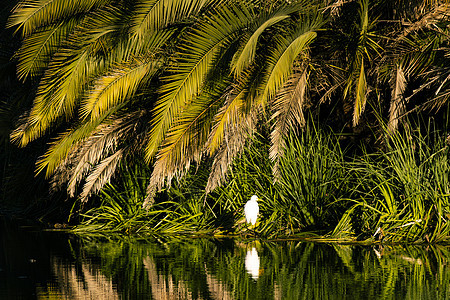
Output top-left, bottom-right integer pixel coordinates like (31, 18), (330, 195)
(338, 121), (450, 243)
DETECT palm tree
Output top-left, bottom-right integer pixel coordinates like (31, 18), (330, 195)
(7, 0), (450, 207)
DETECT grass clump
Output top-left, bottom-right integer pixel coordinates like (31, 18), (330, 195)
(73, 120), (450, 243)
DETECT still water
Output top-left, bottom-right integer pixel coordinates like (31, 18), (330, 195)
(1, 219), (449, 300)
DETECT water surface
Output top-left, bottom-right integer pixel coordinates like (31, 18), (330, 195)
(1, 218), (449, 299)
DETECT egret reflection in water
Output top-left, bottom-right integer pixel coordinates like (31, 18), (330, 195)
(245, 247), (260, 280)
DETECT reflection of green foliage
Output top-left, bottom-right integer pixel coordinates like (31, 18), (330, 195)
(49, 237), (450, 300)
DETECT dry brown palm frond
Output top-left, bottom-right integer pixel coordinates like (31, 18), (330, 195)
(50, 125), (119, 195)
(388, 64), (407, 133)
(79, 149), (124, 202)
(199, 82), (258, 194)
(49, 112), (143, 196)
(270, 67), (308, 178)
(322, 0), (352, 17)
(205, 110), (256, 194)
(399, 3), (450, 39)
(68, 121), (136, 197)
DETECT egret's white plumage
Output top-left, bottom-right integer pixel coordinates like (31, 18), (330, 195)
(244, 195), (259, 225)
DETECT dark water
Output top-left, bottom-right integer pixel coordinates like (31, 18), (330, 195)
(1, 219), (449, 299)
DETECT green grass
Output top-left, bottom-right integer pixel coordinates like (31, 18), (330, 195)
(73, 120), (450, 243)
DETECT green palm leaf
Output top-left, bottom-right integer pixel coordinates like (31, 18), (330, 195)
(35, 106), (120, 177)
(16, 21), (75, 80)
(260, 15), (320, 104)
(82, 58), (160, 120)
(131, 0), (210, 38)
(145, 3), (253, 160)
(232, 14), (289, 78)
(149, 79), (228, 190)
(8, 0), (106, 36)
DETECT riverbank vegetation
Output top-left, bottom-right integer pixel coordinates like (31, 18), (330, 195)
(1, 0), (450, 243)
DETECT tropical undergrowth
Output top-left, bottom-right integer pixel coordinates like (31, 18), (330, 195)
(73, 120), (450, 243)
(337, 121), (450, 243)
(73, 159), (213, 235)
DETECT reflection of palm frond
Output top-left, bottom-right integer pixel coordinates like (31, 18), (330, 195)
(143, 256), (195, 300)
(50, 256), (120, 300)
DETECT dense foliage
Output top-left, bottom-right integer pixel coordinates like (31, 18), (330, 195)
(1, 0), (450, 242)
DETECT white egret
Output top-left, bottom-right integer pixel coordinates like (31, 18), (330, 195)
(244, 195), (259, 225)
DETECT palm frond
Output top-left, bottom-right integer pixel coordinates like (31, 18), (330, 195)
(145, 3), (253, 160)
(205, 113), (255, 194)
(206, 88), (246, 155)
(65, 116), (137, 196)
(8, 0), (106, 36)
(16, 21), (75, 80)
(79, 149), (124, 202)
(204, 82), (258, 193)
(35, 106), (121, 178)
(12, 15), (126, 146)
(399, 3), (450, 38)
(232, 14), (289, 78)
(12, 53), (98, 146)
(130, 0), (210, 38)
(82, 58), (160, 120)
(270, 67), (308, 177)
(148, 81), (227, 190)
(261, 16), (320, 104)
(353, 60), (366, 126)
(388, 64), (407, 133)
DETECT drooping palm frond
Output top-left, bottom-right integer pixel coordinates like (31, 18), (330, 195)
(270, 67), (308, 177)
(81, 58), (160, 120)
(8, 0), (107, 36)
(145, 3), (253, 160)
(79, 149), (124, 202)
(11, 52), (100, 146)
(148, 79), (228, 192)
(388, 64), (407, 133)
(130, 0), (211, 38)
(231, 14), (290, 78)
(35, 104), (122, 178)
(65, 115), (139, 196)
(204, 87), (257, 193)
(205, 112), (256, 194)
(15, 21), (75, 80)
(11, 6), (130, 146)
(206, 87), (247, 155)
(259, 14), (320, 106)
